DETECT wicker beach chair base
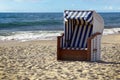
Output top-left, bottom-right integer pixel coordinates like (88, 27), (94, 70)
(57, 32), (101, 61)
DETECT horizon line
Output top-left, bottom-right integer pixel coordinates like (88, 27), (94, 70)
(0, 11), (120, 13)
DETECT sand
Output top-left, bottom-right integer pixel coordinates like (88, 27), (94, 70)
(0, 35), (120, 80)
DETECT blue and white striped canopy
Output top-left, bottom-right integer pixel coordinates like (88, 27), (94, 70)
(60, 10), (94, 49)
(64, 10), (93, 24)
(60, 10), (104, 50)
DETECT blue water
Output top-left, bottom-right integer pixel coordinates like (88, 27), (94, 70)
(0, 13), (63, 31)
(0, 12), (120, 31)
(0, 12), (120, 38)
(100, 12), (120, 28)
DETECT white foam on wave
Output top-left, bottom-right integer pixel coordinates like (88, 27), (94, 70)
(0, 31), (63, 41)
(103, 28), (120, 35)
(0, 28), (120, 42)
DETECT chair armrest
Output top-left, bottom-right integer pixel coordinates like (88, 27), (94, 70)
(88, 32), (101, 40)
(87, 32), (101, 48)
(61, 33), (64, 36)
(57, 33), (64, 50)
(87, 32), (101, 47)
(57, 33), (64, 38)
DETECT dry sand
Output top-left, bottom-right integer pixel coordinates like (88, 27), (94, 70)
(0, 34), (120, 80)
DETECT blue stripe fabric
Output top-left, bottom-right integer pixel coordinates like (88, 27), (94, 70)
(85, 24), (93, 48)
(86, 12), (93, 21)
(76, 19), (85, 48)
(81, 23), (90, 48)
(72, 19), (81, 48)
(65, 10), (93, 24)
(62, 10), (93, 49)
(64, 21), (67, 48)
(75, 20), (83, 47)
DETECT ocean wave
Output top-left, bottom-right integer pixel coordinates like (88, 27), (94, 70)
(0, 32), (16, 36)
(0, 28), (120, 41)
(105, 26), (120, 28)
(103, 28), (120, 35)
(0, 20), (63, 28)
(0, 31), (63, 41)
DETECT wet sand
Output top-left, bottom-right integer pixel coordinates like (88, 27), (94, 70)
(0, 35), (120, 80)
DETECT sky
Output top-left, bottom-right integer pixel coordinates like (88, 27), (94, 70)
(0, 0), (120, 12)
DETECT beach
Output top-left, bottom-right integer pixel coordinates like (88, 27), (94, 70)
(0, 34), (120, 80)
(0, 11), (120, 80)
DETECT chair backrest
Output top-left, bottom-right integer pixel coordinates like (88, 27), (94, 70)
(61, 10), (94, 49)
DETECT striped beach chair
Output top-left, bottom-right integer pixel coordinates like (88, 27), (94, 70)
(57, 10), (104, 61)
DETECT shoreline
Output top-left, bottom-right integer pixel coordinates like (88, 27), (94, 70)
(0, 34), (120, 45)
(0, 28), (120, 42)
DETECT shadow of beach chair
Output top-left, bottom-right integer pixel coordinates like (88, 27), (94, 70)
(57, 10), (104, 61)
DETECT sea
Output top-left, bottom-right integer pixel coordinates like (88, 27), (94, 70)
(0, 12), (120, 41)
